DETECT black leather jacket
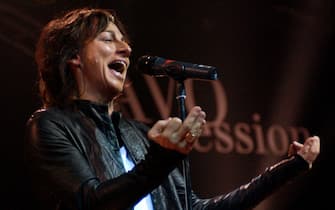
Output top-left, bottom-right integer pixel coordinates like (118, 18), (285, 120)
(24, 100), (309, 210)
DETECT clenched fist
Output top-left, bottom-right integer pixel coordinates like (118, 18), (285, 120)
(288, 135), (320, 168)
(148, 106), (206, 154)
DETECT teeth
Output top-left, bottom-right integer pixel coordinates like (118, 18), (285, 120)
(114, 60), (127, 68)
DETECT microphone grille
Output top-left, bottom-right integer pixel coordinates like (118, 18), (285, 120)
(136, 55), (167, 76)
(136, 55), (154, 74)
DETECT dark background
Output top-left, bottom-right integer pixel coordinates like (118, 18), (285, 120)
(1, 0), (334, 209)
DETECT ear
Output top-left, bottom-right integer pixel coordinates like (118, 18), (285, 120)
(67, 54), (82, 70)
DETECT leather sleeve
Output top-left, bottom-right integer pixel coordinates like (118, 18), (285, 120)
(24, 111), (96, 209)
(92, 142), (186, 210)
(190, 155), (309, 210)
(24, 111), (185, 210)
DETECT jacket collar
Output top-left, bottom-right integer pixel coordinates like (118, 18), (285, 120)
(74, 100), (147, 162)
(75, 99), (114, 130)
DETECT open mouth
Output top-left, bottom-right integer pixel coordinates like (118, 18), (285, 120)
(108, 60), (127, 74)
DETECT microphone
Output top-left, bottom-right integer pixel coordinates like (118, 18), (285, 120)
(136, 55), (218, 81)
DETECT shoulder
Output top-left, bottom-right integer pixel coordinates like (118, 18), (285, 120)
(26, 107), (67, 127)
(25, 106), (81, 137)
(24, 106), (84, 151)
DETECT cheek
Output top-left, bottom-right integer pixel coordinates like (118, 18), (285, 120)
(84, 56), (99, 70)
(84, 43), (116, 60)
(101, 45), (116, 56)
(81, 49), (98, 67)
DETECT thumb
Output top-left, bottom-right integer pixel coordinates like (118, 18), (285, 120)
(292, 141), (303, 150)
(148, 118), (170, 139)
(288, 141), (303, 156)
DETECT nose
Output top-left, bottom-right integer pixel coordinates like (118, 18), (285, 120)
(116, 41), (132, 57)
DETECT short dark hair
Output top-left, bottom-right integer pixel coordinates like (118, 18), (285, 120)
(35, 8), (129, 107)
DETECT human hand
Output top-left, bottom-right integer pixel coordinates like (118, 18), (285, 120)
(147, 106), (206, 154)
(288, 136), (320, 168)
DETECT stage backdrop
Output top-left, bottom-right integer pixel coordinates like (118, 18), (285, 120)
(1, 0), (334, 210)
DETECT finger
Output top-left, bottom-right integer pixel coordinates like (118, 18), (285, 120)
(184, 126), (205, 145)
(296, 136), (321, 168)
(292, 141), (303, 150)
(288, 141), (303, 156)
(148, 119), (170, 139)
(161, 117), (183, 143)
(185, 111), (206, 141)
(309, 136), (320, 153)
(302, 136), (319, 154)
(304, 135), (319, 147)
(184, 131), (197, 144)
(178, 107), (205, 138)
(182, 106), (202, 128)
(190, 112), (206, 131)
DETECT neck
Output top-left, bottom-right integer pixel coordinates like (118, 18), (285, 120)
(108, 100), (114, 115)
(73, 94), (116, 115)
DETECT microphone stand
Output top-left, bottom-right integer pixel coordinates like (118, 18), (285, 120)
(138, 56), (217, 210)
(175, 80), (192, 210)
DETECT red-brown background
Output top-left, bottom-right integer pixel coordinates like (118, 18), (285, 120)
(1, 0), (334, 209)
